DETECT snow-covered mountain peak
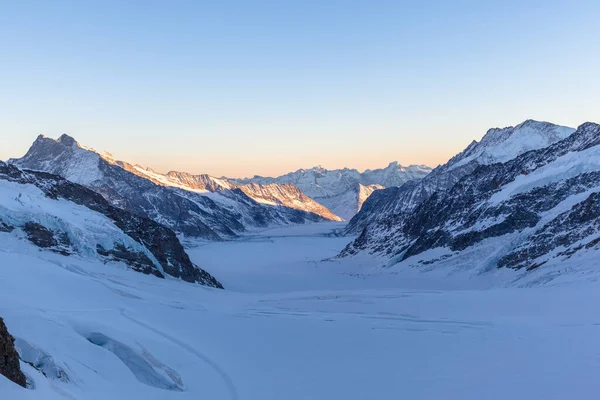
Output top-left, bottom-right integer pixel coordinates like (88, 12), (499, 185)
(34, 134), (49, 143)
(57, 133), (78, 146)
(10, 134), (104, 185)
(447, 120), (575, 171)
(345, 120), (579, 235)
(343, 121), (600, 280)
(100, 151), (115, 162)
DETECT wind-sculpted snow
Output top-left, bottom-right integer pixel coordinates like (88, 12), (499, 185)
(341, 121), (600, 276)
(11, 135), (340, 239)
(0, 161), (223, 288)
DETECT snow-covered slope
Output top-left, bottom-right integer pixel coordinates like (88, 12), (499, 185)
(341, 121), (600, 279)
(447, 119), (575, 171)
(0, 161), (222, 288)
(345, 120), (576, 234)
(4, 222), (600, 399)
(134, 168), (237, 192)
(10, 135), (341, 240)
(238, 183), (342, 221)
(317, 183), (384, 221)
(236, 163), (431, 220)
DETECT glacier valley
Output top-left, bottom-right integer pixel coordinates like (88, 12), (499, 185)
(2, 222), (600, 400)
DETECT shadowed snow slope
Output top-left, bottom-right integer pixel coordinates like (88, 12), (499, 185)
(3, 223), (600, 399)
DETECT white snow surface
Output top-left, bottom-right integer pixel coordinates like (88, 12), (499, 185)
(317, 183), (383, 221)
(490, 144), (600, 204)
(3, 223), (600, 399)
(448, 120), (575, 171)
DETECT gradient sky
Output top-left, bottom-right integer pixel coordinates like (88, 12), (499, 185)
(1, 0), (599, 178)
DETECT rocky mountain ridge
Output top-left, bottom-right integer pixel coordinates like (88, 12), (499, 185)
(10, 135), (341, 241)
(345, 120), (576, 234)
(340, 121), (600, 281)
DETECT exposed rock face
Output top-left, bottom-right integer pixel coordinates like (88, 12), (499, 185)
(0, 318), (26, 388)
(0, 161), (223, 288)
(23, 222), (72, 256)
(340, 122), (600, 276)
(97, 243), (162, 278)
(10, 135), (340, 240)
(0, 221), (14, 233)
(163, 171), (237, 191)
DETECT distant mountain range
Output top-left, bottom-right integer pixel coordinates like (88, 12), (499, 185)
(10, 135), (342, 241)
(10, 135), (432, 229)
(4, 118), (600, 286)
(235, 163), (432, 220)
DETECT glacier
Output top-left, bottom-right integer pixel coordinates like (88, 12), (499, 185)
(3, 222), (600, 399)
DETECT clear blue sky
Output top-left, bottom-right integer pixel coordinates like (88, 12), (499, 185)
(1, 0), (598, 177)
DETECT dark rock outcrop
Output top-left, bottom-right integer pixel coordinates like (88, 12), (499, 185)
(0, 318), (26, 388)
(97, 244), (163, 278)
(23, 222), (72, 256)
(0, 221), (14, 233)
